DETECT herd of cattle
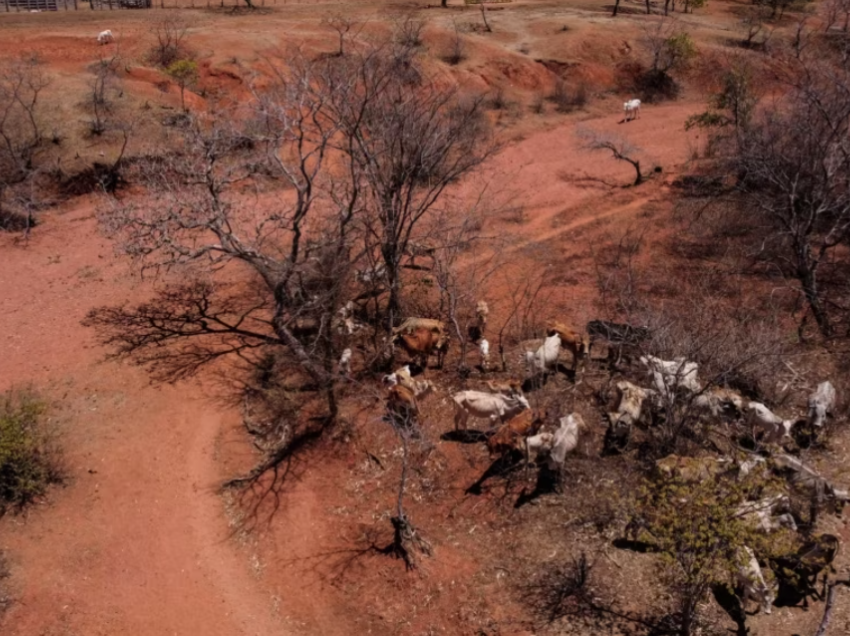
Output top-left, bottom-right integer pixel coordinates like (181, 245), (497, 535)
(351, 309), (847, 618)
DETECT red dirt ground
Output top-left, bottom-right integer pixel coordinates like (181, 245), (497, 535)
(1, 3), (848, 636)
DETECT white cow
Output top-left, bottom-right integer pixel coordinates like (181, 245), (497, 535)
(452, 390), (530, 430)
(640, 355), (700, 398)
(97, 29), (114, 45)
(736, 495), (797, 533)
(735, 547), (775, 614)
(338, 348), (352, 376)
(382, 365), (433, 398)
(525, 334), (561, 376)
(479, 338), (491, 371)
(624, 98), (641, 121)
(807, 381), (836, 428)
(745, 402), (793, 444)
(547, 413), (586, 469)
(609, 380), (656, 427)
(692, 387), (745, 417)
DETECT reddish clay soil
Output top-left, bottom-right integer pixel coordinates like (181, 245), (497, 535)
(2, 3), (849, 636)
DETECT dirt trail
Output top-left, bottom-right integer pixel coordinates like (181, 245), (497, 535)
(0, 204), (291, 636)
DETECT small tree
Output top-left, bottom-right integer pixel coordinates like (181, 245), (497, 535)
(88, 50), (122, 137)
(322, 13), (356, 57)
(633, 474), (789, 636)
(166, 60), (198, 112)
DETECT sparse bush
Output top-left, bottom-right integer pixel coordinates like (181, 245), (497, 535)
(547, 80), (587, 113)
(149, 17), (190, 68)
(0, 390), (62, 516)
(442, 24), (467, 65)
(394, 13), (425, 48)
(634, 19), (697, 102)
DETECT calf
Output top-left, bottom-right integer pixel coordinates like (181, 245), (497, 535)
(547, 413), (587, 469)
(608, 380), (655, 427)
(452, 390), (530, 430)
(97, 29), (114, 45)
(640, 355), (701, 397)
(486, 409), (544, 457)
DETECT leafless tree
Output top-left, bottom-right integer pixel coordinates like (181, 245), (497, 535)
(149, 16), (191, 68)
(709, 60), (850, 339)
(0, 54), (49, 233)
(576, 128), (645, 186)
(87, 49), (122, 137)
(393, 13), (425, 48)
(318, 41), (493, 327)
(322, 13), (358, 57)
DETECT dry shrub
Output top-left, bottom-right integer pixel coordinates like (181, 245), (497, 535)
(547, 79), (587, 113)
(148, 17), (191, 68)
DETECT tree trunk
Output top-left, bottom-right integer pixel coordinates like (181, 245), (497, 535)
(645, 0), (651, 14)
(664, 0), (670, 15)
(797, 252), (832, 338)
(612, 0), (620, 16)
(441, 0), (447, 6)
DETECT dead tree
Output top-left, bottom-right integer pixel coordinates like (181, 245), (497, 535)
(576, 128), (645, 186)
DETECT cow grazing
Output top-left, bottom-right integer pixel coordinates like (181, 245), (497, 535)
(807, 381), (836, 428)
(486, 409), (545, 457)
(546, 321), (590, 371)
(735, 495), (797, 533)
(736, 547), (775, 615)
(745, 402), (794, 445)
(692, 387), (745, 418)
(452, 390), (530, 430)
(394, 327), (449, 369)
(609, 380), (655, 427)
(771, 454), (850, 514)
(97, 29), (114, 45)
(525, 431), (555, 464)
(640, 355), (701, 398)
(383, 365), (433, 398)
(387, 384), (420, 430)
(547, 413), (587, 469)
(525, 334), (562, 376)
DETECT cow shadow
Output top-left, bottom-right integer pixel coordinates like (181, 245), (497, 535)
(711, 584), (749, 636)
(466, 450), (525, 495)
(611, 538), (655, 554)
(440, 429), (490, 444)
(514, 464), (560, 508)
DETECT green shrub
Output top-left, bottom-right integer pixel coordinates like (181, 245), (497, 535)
(0, 391), (62, 516)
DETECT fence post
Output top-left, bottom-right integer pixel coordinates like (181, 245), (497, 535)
(4, 0), (9, 12)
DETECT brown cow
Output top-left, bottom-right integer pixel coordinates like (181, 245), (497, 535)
(387, 384), (420, 429)
(394, 327), (449, 369)
(487, 409), (545, 457)
(546, 321), (591, 370)
(484, 378), (523, 397)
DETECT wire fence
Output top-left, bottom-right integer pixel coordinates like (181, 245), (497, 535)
(2, 0), (288, 11)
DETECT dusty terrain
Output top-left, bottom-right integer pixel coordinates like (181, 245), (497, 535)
(2, 2), (849, 636)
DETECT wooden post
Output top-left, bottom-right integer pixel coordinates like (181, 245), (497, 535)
(73, 0), (77, 9)
(4, 0), (9, 12)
